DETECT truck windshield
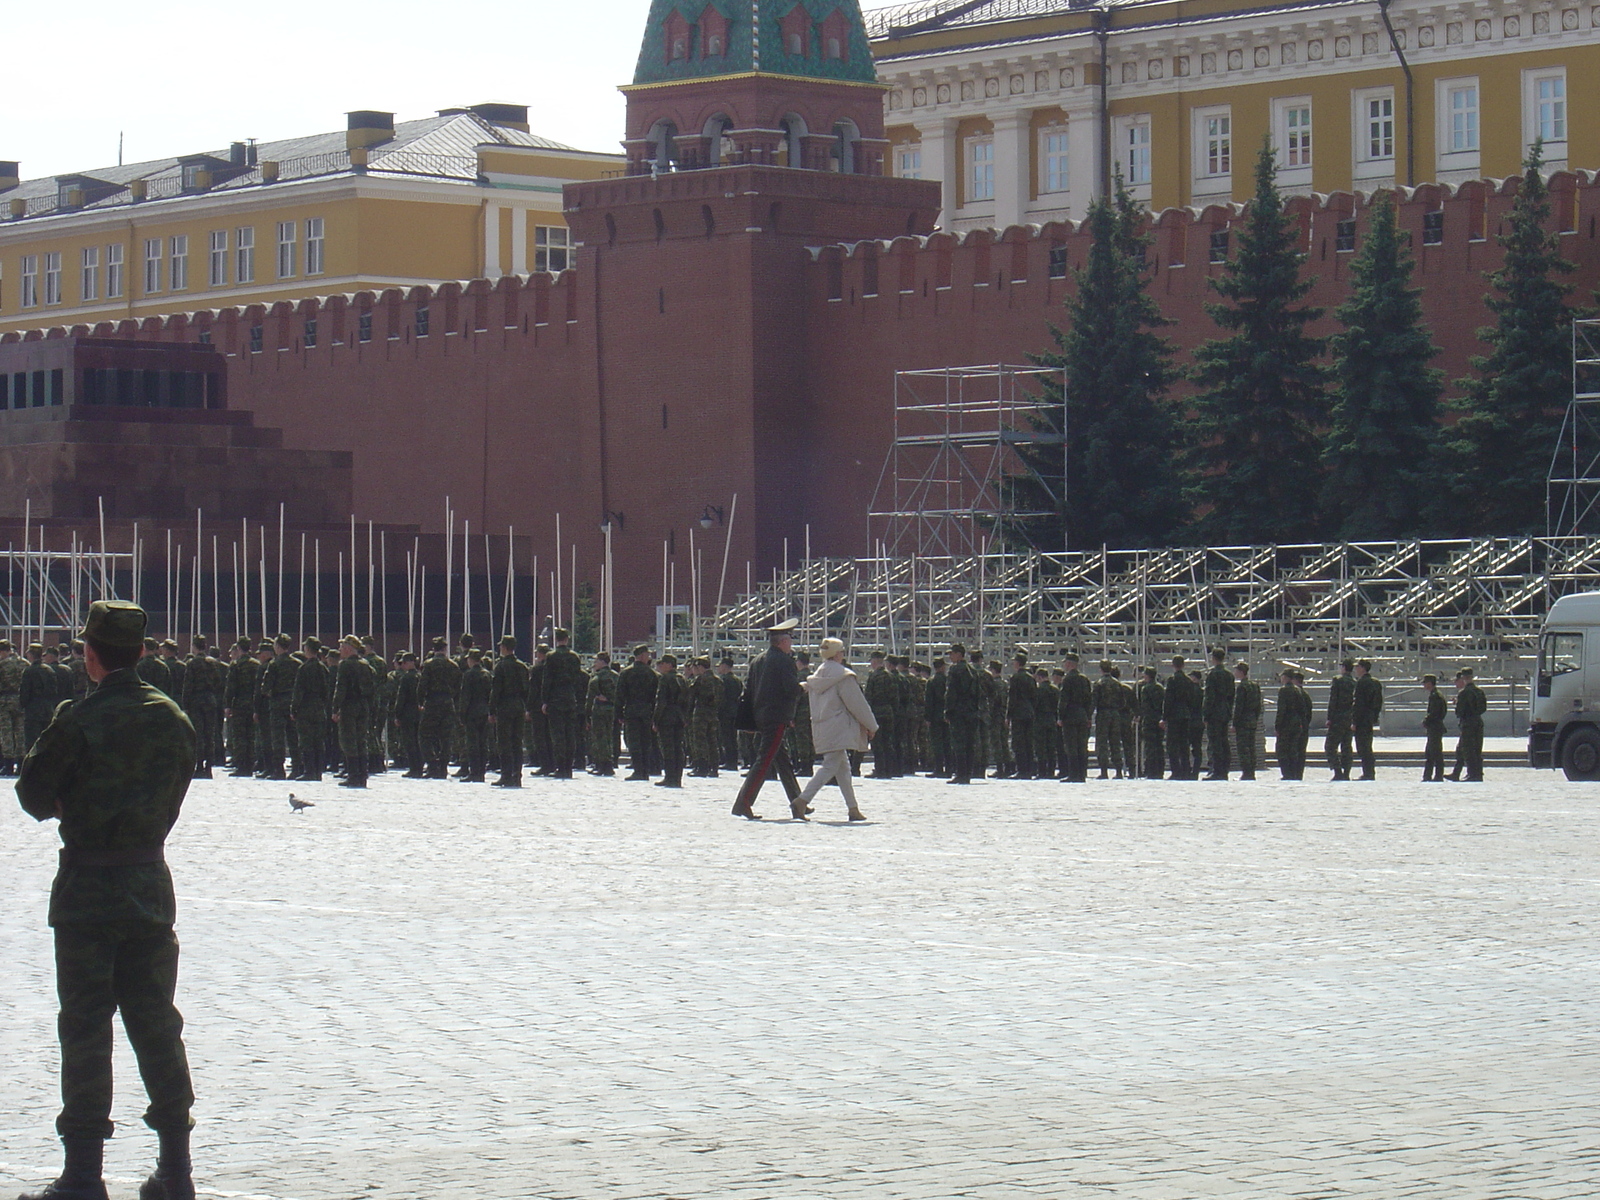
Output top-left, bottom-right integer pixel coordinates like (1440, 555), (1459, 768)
(1538, 631), (1583, 696)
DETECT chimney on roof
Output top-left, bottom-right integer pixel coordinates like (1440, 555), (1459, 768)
(469, 103), (530, 133)
(230, 142), (247, 166)
(346, 111), (395, 152)
(0, 162), (18, 193)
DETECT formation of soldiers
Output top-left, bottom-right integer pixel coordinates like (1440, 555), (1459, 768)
(0, 629), (1495, 785)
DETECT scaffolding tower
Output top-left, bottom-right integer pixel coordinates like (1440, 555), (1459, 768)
(1548, 318), (1600, 536)
(867, 364), (1063, 559)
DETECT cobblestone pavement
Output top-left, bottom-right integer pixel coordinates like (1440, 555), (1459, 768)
(3, 763), (1595, 1200)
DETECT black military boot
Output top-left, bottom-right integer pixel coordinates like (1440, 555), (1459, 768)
(139, 1126), (194, 1200)
(19, 1134), (107, 1200)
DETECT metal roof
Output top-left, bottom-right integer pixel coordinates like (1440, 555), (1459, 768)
(863, 0), (1126, 39)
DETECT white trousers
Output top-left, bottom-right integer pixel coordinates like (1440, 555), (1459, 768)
(797, 749), (859, 813)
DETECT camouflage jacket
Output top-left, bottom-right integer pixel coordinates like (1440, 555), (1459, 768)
(291, 655), (331, 715)
(540, 646), (586, 711)
(182, 653), (225, 710)
(587, 666), (620, 715)
(224, 656), (260, 712)
(459, 664), (492, 720)
(332, 655), (376, 714)
(136, 654), (173, 696)
(17, 667), (195, 926)
(489, 654), (530, 714)
(419, 653), (461, 708)
(653, 671), (690, 728)
(0, 654), (25, 701)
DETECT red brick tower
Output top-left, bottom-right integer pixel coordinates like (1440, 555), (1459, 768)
(565, 0), (939, 633)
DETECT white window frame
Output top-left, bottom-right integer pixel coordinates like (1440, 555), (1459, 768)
(80, 246), (100, 302)
(1112, 115), (1152, 199)
(1272, 97), (1313, 173)
(1434, 77), (1481, 180)
(20, 256), (37, 308)
(1353, 87), (1396, 181)
(1192, 105), (1232, 195)
(305, 217), (325, 275)
(106, 243), (123, 299)
(1524, 67), (1568, 162)
(144, 238), (163, 294)
(42, 252), (61, 305)
(236, 227), (255, 283)
(534, 225), (572, 273)
(967, 135), (995, 203)
(276, 221), (296, 279)
(169, 235), (188, 291)
(896, 144), (922, 180)
(1039, 125), (1070, 194)
(209, 230), (228, 287)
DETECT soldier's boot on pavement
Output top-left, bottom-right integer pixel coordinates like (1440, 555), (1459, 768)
(138, 1128), (195, 1200)
(19, 1135), (108, 1200)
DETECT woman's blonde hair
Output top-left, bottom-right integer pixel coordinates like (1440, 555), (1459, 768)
(819, 637), (846, 660)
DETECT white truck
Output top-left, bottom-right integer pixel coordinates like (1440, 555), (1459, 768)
(1529, 590), (1600, 778)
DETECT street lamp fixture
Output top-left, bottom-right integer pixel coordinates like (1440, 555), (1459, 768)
(600, 510), (625, 533)
(699, 504), (724, 530)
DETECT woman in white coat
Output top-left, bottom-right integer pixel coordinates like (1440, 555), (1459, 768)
(793, 637), (878, 821)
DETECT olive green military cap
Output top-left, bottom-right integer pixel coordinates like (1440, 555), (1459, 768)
(500, 634), (517, 648)
(632, 644), (650, 657)
(81, 600), (149, 648)
(340, 634), (362, 649)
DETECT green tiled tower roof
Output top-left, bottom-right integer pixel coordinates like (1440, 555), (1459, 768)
(633, 0), (878, 86)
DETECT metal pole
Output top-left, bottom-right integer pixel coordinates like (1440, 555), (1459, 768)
(715, 493), (738, 636)
(382, 531), (389, 656)
(277, 503), (285, 635)
(463, 518), (472, 641)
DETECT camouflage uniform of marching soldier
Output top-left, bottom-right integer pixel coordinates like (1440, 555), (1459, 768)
(1134, 666), (1164, 779)
(787, 652), (815, 777)
(418, 638), (461, 779)
(1092, 662), (1124, 779)
(525, 645), (551, 775)
(585, 653), (619, 775)
(969, 654), (993, 778)
(22, 644), (60, 756)
(391, 654), (423, 777)
(1031, 667), (1057, 779)
(135, 639), (172, 696)
(925, 658), (949, 777)
(1161, 658), (1196, 780)
(864, 653), (897, 777)
(1274, 668), (1310, 780)
(1007, 654), (1037, 779)
(1114, 668), (1137, 775)
(0, 640), (28, 773)
(458, 650), (492, 782)
(450, 634), (477, 774)
(689, 657), (722, 777)
(716, 660), (742, 770)
(652, 655), (690, 788)
(1187, 670), (1206, 776)
(15, 600), (198, 1200)
(68, 643), (91, 703)
(203, 647), (226, 768)
(223, 639), (258, 775)
(158, 643), (186, 710)
(1325, 659), (1356, 781)
(618, 645), (658, 780)
(1232, 663), (1262, 780)
(985, 658), (1013, 777)
(488, 637), (528, 787)
(332, 635), (376, 788)
(1056, 655), (1092, 783)
(896, 658), (921, 776)
(181, 637), (225, 779)
(257, 636), (297, 781)
(251, 644), (273, 774)
(363, 640), (390, 774)
(289, 638), (330, 782)
(910, 663), (931, 771)
(1202, 649), (1235, 781)
(942, 644), (980, 785)
(539, 630), (586, 780)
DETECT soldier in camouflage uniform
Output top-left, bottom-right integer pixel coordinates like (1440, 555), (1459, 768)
(201, 644), (226, 768)
(362, 637), (390, 774)
(688, 656), (722, 777)
(16, 600), (197, 1200)
(652, 654), (690, 788)
(67, 641), (91, 702)
(925, 657), (948, 778)
(525, 644), (551, 776)
(332, 634), (376, 788)
(910, 662), (931, 772)
(391, 653), (423, 777)
(488, 636), (528, 787)
(135, 638), (172, 695)
(1134, 665), (1165, 780)
(1114, 667), (1137, 778)
(617, 645), (657, 780)
(1091, 661), (1125, 779)
(586, 652), (619, 776)
(458, 649), (492, 782)
(864, 652), (897, 777)
(23, 642), (61, 755)
(290, 637), (331, 782)
(1031, 666), (1058, 779)
(256, 635), (298, 781)
(986, 658), (1014, 777)
(786, 651), (815, 777)
(971, 652), (998, 778)
(716, 659), (742, 770)
(222, 639), (257, 775)
(158, 642), (186, 708)
(1007, 653), (1037, 779)
(0, 639), (28, 773)
(180, 636), (224, 779)
(539, 629), (586, 780)
(897, 657), (922, 775)
(418, 636), (461, 779)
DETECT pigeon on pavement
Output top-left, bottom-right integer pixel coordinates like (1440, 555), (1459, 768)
(289, 793), (314, 814)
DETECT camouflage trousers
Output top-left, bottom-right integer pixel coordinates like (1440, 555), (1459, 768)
(420, 703), (455, 776)
(53, 920), (193, 1139)
(263, 700), (293, 776)
(226, 709), (255, 772)
(657, 721), (686, 785)
(784, 720), (813, 777)
(187, 705), (220, 771)
(624, 716), (656, 776)
(337, 706), (369, 781)
(1094, 715), (1123, 774)
(296, 709), (329, 778)
(588, 708), (617, 772)
(0, 697), (23, 759)
(545, 708), (579, 775)
(494, 710), (525, 782)
(988, 718), (1012, 774)
(463, 713), (490, 780)
(691, 711), (721, 775)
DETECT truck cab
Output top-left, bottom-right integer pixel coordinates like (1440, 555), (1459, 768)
(1529, 591), (1600, 778)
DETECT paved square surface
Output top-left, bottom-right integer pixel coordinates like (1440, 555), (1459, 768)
(2, 765), (1595, 1199)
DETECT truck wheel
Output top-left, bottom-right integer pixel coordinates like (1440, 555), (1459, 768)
(1561, 727), (1600, 781)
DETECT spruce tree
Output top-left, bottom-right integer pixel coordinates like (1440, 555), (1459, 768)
(1182, 141), (1327, 544)
(1002, 180), (1180, 550)
(1446, 144), (1577, 534)
(1322, 193), (1444, 538)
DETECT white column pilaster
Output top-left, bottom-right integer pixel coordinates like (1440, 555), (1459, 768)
(1066, 105), (1102, 220)
(510, 209), (528, 275)
(915, 118), (960, 230)
(992, 110), (1032, 230)
(485, 204), (503, 279)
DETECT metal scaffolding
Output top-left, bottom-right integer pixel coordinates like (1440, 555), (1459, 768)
(1548, 319), (1600, 537)
(867, 364), (1063, 559)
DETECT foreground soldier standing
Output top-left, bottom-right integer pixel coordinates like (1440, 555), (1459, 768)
(1450, 667), (1488, 781)
(17, 600), (198, 1200)
(0, 639), (26, 773)
(332, 635), (375, 788)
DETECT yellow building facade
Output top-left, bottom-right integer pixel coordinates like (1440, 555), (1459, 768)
(867, 0), (1600, 228)
(0, 106), (622, 336)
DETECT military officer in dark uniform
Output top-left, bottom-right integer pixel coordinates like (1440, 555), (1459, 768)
(417, 637), (460, 780)
(222, 638), (258, 775)
(458, 649), (492, 782)
(618, 645), (658, 780)
(1161, 656), (1196, 780)
(1421, 673), (1447, 782)
(180, 636), (224, 779)
(1231, 662), (1262, 780)
(1135, 665), (1164, 780)
(1450, 667), (1487, 781)
(943, 644), (980, 785)
(732, 618), (803, 818)
(925, 657), (949, 778)
(1325, 659), (1356, 780)
(1056, 653), (1091, 783)
(1350, 659), (1383, 780)
(1007, 652), (1037, 779)
(16, 600), (198, 1200)
(1201, 648), (1234, 780)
